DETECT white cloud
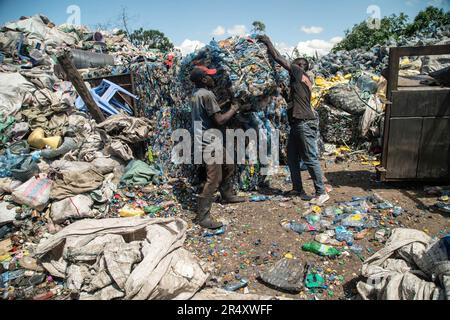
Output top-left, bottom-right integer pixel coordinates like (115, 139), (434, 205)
(227, 25), (248, 37)
(212, 25), (226, 36)
(176, 39), (205, 56)
(295, 37), (343, 57)
(300, 26), (324, 34)
(275, 42), (295, 57)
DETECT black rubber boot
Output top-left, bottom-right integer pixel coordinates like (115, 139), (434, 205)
(220, 182), (246, 204)
(195, 196), (223, 230)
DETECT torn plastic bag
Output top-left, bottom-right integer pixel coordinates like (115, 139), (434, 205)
(258, 258), (304, 293)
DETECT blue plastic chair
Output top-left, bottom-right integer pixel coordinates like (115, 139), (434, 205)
(75, 79), (139, 117)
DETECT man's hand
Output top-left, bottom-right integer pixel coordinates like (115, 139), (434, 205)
(256, 35), (270, 44)
(230, 103), (241, 113)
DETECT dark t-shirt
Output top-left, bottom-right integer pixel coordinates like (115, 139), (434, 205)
(288, 63), (317, 122)
(191, 88), (222, 148)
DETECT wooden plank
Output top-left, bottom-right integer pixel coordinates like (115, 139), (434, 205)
(417, 118), (450, 179)
(395, 44), (450, 57)
(386, 118), (423, 179)
(56, 49), (106, 123)
(391, 89), (450, 117)
(382, 48), (400, 168)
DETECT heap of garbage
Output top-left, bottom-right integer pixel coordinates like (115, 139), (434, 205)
(312, 26), (450, 77)
(0, 13), (449, 300)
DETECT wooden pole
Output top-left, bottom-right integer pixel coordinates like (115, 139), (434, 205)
(56, 49), (106, 123)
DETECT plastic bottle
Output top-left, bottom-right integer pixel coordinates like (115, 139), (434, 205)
(392, 206), (403, 217)
(305, 214), (321, 225)
(280, 220), (312, 234)
(250, 195), (271, 202)
(377, 201), (394, 210)
(224, 278), (249, 291)
(203, 227), (225, 237)
(302, 242), (341, 257)
(335, 226), (354, 246)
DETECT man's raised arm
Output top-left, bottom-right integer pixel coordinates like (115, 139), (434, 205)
(257, 35), (291, 72)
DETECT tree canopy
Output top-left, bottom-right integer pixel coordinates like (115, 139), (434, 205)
(252, 21), (266, 34)
(129, 28), (174, 52)
(333, 6), (450, 52)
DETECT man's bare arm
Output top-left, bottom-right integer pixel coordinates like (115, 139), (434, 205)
(258, 35), (291, 72)
(214, 105), (239, 126)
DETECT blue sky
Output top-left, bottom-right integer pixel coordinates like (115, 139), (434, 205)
(1, 0), (448, 55)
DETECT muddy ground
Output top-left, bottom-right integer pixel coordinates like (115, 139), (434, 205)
(179, 160), (450, 300)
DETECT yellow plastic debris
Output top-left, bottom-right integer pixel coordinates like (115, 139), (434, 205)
(285, 253), (294, 259)
(119, 205), (145, 218)
(312, 206), (322, 214)
(372, 75), (380, 82)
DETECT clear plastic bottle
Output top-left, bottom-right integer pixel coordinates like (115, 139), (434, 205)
(335, 226), (354, 246)
(280, 220), (311, 234)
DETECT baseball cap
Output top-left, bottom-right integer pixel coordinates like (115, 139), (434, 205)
(190, 66), (217, 83)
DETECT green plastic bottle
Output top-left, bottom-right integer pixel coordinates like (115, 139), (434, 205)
(144, 205), (162, 215)
(302, 242), (341, 257)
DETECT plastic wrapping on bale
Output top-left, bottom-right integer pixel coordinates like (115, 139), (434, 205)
(317, 104), (361, 145)
(325, 84), (367, 115)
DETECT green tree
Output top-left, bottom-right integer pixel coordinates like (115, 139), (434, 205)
(252, 21), (266, 34)
(333, 6), (450, 52)
(130, 28), (174, 51)
(405, 6), (450, 36)
(333, 13), (409, 51)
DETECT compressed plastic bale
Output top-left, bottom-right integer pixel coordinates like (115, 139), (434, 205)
(325, 84), (367, 115)
(12, 177), (52, 211)
(50, 195), (94, 224)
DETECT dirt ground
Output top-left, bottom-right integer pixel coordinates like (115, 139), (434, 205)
(179, 160), (450, 300)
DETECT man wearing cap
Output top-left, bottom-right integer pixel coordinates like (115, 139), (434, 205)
(190, 66), (246, 230)
(257, 35), (330, 206)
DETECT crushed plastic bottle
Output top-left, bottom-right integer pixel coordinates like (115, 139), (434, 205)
(280, 220), (314, 234)
(392, 206), (403, 217)
(250, 195), (271, 202)
(377, 201), (394, 210)
(342, 213), (366, 228)
(203, 227), (225, 237)
(335, 226), (354, 246)
(224, 278), (249, 291)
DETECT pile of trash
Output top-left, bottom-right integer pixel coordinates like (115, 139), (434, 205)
(179, 36), (292, 190)
(281, 193), (408, 259)
(312, 26), (450, 77)
(180, 36), (289, 107)
(425, 186), (450, 214)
